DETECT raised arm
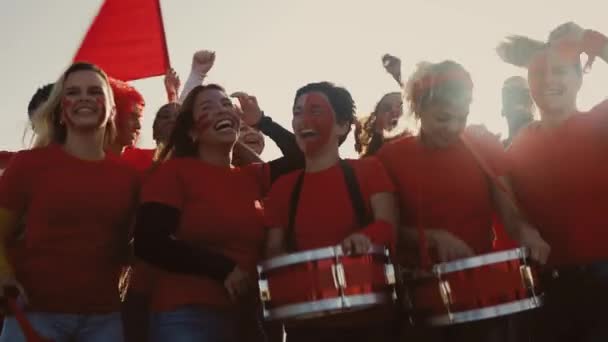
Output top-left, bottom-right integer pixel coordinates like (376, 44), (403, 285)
(234, 93), (305, 184)
(178, 50), (216, 103)
(164, 68), (181, 103)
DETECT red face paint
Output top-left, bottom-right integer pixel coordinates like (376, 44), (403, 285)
(60, 97), (75, 126)
(194, 113), (213, 133)
(296, 92), (335, 156)
(60, 96), (107, 129)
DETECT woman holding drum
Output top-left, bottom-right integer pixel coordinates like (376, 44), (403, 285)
(499, 22), (608, 342)
(263, 81), (398, 342)
(376, 60), (549, 341)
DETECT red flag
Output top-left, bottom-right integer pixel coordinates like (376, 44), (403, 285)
(73, 0), (169, 81)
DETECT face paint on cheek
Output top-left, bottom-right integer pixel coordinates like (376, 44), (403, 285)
(194, 113), (212, 133)
(301, 93), (335, 155)
(60, 97), (77, 127)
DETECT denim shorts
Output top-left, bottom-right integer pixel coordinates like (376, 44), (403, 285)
(0, 311), (123, 342)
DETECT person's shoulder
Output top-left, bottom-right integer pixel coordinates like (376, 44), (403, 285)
(465, 124), (502, 144)
(376, 135), (416, 160)
(345, 157), (384, 173)
(508, 121), (542, 152)
(268, 168), (302, 196)
(11, 145), (56, 166)
(589, 99), (608, 115)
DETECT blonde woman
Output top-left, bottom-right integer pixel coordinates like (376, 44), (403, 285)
(376, 60), (548, 342)
(0, 62), (139, 342)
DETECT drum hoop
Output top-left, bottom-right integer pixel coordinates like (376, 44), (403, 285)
(433, 247), (529, 275)
(263, 292), (393, 321)
(259, 244), (387, 271)
(427, 295), (543, 326)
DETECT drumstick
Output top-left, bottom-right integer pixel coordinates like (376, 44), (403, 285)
(4, 287), (53, 342)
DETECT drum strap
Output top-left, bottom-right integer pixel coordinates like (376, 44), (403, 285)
(286, 159), (368, 252)
(460, 132), (521, 205)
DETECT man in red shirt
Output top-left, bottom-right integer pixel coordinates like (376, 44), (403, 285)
(264, 82), (397, 342)
(498, 22), (608, 341)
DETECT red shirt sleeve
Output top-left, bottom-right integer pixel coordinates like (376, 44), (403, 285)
(0, 151), (33, 215)
(263, 173), (296, 229)
(140, 159), (184, 209)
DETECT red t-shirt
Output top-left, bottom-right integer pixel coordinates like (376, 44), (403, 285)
(264, 158), (395, 251)
(0, 151), (15, 170)
(376, 127), (508, 263)
(121, 147), (155, 172)
(0, 145), (139, 313)
(508, 101), (608, 266)
(141, 158), (269, 312)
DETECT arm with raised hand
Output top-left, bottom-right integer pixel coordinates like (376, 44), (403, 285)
(164, 68), (181, 103)
(233, 91), (301, 159)
(178, 50), (216, 103)
(233, 93), (305, 184)
(382, 53), (403, 88)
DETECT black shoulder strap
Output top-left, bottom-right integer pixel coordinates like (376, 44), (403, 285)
(285, 160), (369, 252)
(338, 159), (369, 227)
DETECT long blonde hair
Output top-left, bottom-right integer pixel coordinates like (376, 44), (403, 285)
(31, 62), (116, 148)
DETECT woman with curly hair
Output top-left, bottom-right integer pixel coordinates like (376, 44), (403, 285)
(354, 54), (407, 157)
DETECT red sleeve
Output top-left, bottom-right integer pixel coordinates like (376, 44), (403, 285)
(263, 174), (295, 229)
(354, 158), (396, 246)
(357, 157), (395, 196)
(140, 159), (184, 209)
(0, 151), (33, 215)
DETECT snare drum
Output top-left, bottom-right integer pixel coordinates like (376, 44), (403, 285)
(407, 247), (543, 326)
(257, 244), (396, 321)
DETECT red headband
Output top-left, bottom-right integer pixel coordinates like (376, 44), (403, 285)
(109, 77), (145, 118)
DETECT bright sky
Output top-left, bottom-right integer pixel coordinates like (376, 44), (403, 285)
(0, 0), (605, 160)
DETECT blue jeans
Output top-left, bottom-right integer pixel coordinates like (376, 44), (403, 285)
(150, 306), (238, 342)
(0, 312), (123, 342)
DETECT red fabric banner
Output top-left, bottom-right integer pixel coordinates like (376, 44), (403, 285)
(73, 0), (169, 81)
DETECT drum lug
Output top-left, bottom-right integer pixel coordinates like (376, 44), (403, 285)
(385, 264), (396, 285)
(331, 264), (347, 289)
(439, 280), (453, 306)
(519, 265), (535, 289)
(259, 279), (271, 302)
